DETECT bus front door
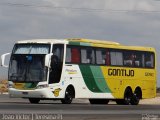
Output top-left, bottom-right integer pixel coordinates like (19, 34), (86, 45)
(49, 44), (64, 84)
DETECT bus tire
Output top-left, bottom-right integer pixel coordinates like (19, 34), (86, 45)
(89, 99), (109, 104)
(130, 88), (141, 105)
(61, 86), (75, 104)
(123, 88), (133, 105)
(29, 98), (40, 104)
(116, 88), (132, 105)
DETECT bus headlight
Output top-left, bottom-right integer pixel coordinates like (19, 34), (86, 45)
(8, 83), (14, 88)
(36, 84), (48, 89)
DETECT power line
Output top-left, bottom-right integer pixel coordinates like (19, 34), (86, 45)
(1, 2), (160, 13)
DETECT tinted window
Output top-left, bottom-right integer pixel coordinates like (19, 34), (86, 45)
(134, 52), (143, 67)
(81, 48), (95, 64)
(66, 48), (71, 63)
(123, 51), (135, 67)
(65, 47), (80, 64)
(13, 44), (50, 54)
(52, 44), (64, 62)
(145, 52), (154, 68)
(110, 51), (123, 66)
(71, 48), (80, 63)
(96, 49), (108, 65)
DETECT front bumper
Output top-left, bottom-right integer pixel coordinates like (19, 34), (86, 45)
(9, 88), (56, 99)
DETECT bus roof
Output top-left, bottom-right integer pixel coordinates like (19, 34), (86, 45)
(67, 38), (155, 52)
(16, 38), (155, 52)
(17, 38), (120, 45)
(67, 38), (120, 45)
(17, 39), (68, 44)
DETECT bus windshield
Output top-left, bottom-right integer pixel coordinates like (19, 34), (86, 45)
(8, 44), (50, 82)
(13, 44), (50, 54)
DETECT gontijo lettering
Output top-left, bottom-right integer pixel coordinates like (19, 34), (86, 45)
(108, 68), (134, 77)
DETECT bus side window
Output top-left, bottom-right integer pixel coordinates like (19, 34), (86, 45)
(71, 48), (80, 63)
(134, 52), (142, 67)
(95, 49), (109, 65)
(65, 48), (71, 63)
(65, 47), (80, 64)
(96, 49), (105, 65)
(123, 51), (134, 66)
(81, 49), (88, 63)
(81, 48), (95, 64)
(106, 50), (110, 65)
(145, 53), (154, 68)
(110, 51), (123, 66)
(87, 48), (95, 64)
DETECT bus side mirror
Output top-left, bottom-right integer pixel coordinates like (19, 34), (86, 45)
(45, 53), (53, 67)
(1, 53), (11, 68)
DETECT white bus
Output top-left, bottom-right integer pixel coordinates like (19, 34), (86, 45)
(1, 39), (156, 105)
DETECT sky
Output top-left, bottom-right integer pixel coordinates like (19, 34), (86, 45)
(0, 0), (160, 86)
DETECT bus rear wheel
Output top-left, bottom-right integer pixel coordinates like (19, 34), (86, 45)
(116, 88), (132, 105)
(89, 99), (109, 104)
(61, 87), (74, 104)
(130, 89), (141, 105)
(29, 98), (40, 104)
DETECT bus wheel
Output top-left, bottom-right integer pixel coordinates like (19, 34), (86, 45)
(130, 89), (141, 105)
(29, 98), (40, 104)
(61, 87), (74, 104)
(116, 88), (132, 105)
(89, 99), (109, 104)
(123, 88), (132, 105)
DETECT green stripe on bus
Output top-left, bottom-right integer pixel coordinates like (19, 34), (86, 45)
(79, 65), (111, 93)
(90, 66), (111, 93)
(69, 42), (81, 45)
(79, 65), (101, 92)
(69, 42), (91, 46)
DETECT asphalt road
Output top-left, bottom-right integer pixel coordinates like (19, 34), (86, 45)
(0, 94), (160, 120)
